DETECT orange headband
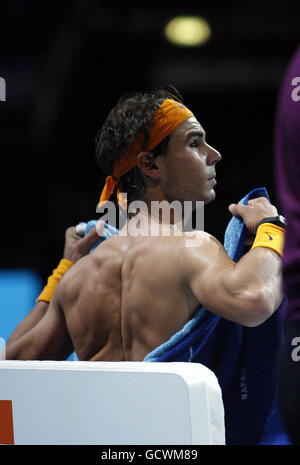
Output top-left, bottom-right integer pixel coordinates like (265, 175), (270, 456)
(98, 98), (194, 209)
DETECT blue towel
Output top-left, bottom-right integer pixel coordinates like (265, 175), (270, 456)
(84, 220), (119, 252)
(84, 188), (290, 444)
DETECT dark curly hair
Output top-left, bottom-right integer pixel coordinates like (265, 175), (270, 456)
(95, 86), (184, 205)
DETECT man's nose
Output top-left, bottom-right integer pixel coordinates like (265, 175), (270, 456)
(206, 144), (222, 165)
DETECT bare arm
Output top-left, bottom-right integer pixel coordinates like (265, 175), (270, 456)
(185, 197), (284, 327)
(5, 225), (101, 351)
(5, 301), (49, 347)
(5, 285), (74, 360)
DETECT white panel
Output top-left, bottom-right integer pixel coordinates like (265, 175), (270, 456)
(0, 361), (225, 445)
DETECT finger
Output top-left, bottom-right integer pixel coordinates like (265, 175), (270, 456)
(228, 203), (247, 216)
(247, 197), (266, 205)
(65, 227), (81, 243)
(80, 226), (101, 249)
(65, 226), (76, 237)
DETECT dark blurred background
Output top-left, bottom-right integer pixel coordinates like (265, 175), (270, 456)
(0, 0), (300, 283)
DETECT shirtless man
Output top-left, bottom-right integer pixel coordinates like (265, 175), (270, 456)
(5, 88), (285, 362)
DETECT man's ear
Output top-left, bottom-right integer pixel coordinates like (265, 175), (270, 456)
(136, 152), (161, 179)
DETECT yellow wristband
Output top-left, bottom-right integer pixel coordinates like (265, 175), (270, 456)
(251, 222), (285, 257)
(37, 258), (73, 303)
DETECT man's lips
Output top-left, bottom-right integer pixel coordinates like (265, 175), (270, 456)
(207, 175), (217, 186)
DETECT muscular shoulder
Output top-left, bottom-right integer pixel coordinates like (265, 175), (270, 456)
(179, 230), (230, 278)
(58, 239), (123, 303)
(55, 255), (93, 305)
(181, 230), (223, 255)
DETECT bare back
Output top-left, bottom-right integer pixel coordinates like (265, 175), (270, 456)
(59, 232), (199, 361)
(7, 203), (281, 362)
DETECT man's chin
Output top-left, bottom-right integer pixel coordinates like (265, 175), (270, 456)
(188, 191), (215, 210)
(203, 189), (216, 205)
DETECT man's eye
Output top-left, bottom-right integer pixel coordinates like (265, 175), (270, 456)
(190, 140), (199, 148)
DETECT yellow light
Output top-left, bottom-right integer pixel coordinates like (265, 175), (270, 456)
(164, 16), (211, 47)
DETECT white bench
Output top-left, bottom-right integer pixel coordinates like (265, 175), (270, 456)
(0, 360), (225, 445)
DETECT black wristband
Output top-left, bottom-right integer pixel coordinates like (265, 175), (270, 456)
(256, 215), (287, 231)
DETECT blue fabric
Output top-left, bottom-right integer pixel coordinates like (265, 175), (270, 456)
(84, 220), (119, 252)
(84, 189), (290, 444)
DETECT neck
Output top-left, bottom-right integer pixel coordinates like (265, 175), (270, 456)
(123, 193), (186, 237)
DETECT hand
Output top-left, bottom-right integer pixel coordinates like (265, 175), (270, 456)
(228, 197), (278, 235)
(63, 221), (105, 263)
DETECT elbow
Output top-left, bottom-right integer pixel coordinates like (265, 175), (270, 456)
(4, 340), (27, 360)
(3, 344), (17, 360)
(241, 290), (274, 327)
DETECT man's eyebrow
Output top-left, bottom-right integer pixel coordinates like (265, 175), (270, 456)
(184, 130), (206, 142)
